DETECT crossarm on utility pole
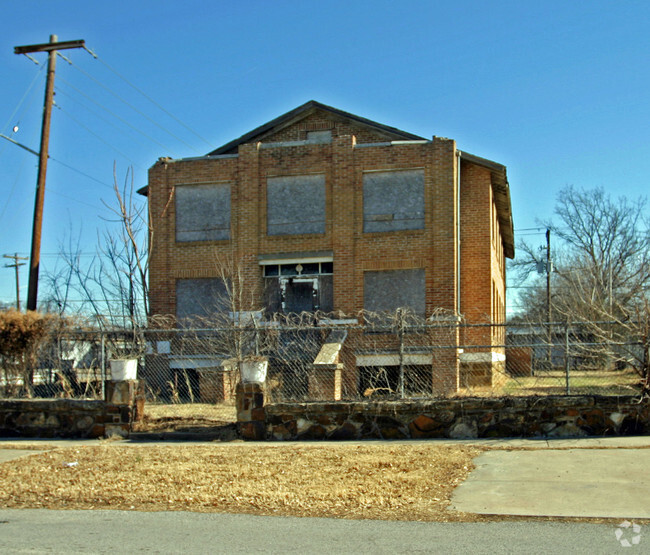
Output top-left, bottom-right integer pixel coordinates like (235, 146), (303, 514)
(14, 39), (85, 55)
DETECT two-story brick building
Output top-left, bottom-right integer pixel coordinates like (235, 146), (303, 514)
(143, 100), (514, 396)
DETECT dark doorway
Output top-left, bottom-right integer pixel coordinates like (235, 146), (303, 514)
(284, 279), (314, 313)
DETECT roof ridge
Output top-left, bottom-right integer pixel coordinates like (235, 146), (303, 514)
(207, 100), (424, 155)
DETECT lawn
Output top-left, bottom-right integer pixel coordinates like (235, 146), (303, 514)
(139, 402), (237, 430)
(0, 443), (482, 522)
(502, 369), (641, 396)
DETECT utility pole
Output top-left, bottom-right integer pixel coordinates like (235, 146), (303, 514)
(3, 253), (27, 310)
(14, 35), (86, 311)
(546, 228), (552, 324)
(546, 228), (552, 367)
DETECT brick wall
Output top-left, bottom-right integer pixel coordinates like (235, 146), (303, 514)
(148, 135), (469, 318)
(147, 113), (512, 395)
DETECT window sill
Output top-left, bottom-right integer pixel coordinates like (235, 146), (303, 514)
(175, 239), (231, 246)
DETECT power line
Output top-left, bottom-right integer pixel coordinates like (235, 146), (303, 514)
(52, 98), (141, 169)
(46, 189), (106, 211)
(49, 154), (113, 189)
(57, 75), (177, 153)
(61, 53), (204, 154)
(0, 114), (117, 195)
(0, 133), (40, 221)
(0, 64), (46, 137)
(91, 50), (215, 149)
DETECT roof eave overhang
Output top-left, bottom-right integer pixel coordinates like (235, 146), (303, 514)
(459, 151), (515, 259)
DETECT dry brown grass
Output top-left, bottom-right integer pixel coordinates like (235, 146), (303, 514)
(0, 443), (482, 521)
(144, 403), (236, 422)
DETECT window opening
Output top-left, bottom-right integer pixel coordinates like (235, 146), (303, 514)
(262, 261), (333, 313)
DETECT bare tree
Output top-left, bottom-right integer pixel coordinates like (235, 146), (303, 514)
(43, 167), (150, 330)
(511, 186), (650, 384)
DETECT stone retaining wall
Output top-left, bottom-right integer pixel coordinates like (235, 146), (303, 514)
(260, 395), (649, 440)
(0, 381), (143, 438)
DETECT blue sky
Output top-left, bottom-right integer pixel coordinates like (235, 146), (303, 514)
(1, 1), (649, 315)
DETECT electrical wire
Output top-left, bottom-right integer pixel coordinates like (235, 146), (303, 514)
(46, 188), (106, 211)
(60, 53), (203, 154)
(0, 149), (34, 222)
(90, 50), (215, 149)
(0, 103), (43, 221)
(0, 64), (46, 137)
(52, 98), (142, 170)
(48, 155), (114, 190)
(56, 76), (177, 153)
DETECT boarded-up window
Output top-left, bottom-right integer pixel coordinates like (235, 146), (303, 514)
(176, 184), (230, 242)
(363, 170), (424, 232)
(267, 175), (325, 235)
(176, 278), (228, 325)
(363, 269), (426, 316)
(307, 130), (332, 143)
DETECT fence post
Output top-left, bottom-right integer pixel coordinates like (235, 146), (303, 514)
(564, 322), (570, 395)
(101, 331), (106, 400)
(397, 308), (405, 398)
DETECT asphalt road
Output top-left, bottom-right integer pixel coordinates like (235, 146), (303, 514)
(0, 509), (643, 554)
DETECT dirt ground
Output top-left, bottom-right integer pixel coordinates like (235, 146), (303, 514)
(0, 442), (486, 522)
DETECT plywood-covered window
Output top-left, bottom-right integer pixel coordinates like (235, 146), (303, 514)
(176, 278), (228, 325)
(363, 268), (426, 316)
(363, 169), (425, 233)
(175, 184), (231, 242)
(267, 174), (326, 236)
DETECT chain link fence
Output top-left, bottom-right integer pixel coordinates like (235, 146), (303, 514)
(1, 312), (646, 430)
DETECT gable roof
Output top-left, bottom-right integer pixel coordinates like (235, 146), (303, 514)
(207, 100), (425, 155)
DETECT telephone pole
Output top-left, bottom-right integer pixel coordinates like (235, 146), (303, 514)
(546, 228), (552, 324)
(3, 253), (27, 311)
(546, 228), (552, 367)
(14, 35), (86, 311)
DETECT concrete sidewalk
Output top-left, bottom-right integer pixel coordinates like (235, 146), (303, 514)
(451, 443), (650, 519)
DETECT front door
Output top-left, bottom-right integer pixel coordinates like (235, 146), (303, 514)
(284, 278), (315, 313)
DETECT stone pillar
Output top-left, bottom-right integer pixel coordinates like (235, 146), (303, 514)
(236, 382), (266, 440)
(104, 379), (145, 438)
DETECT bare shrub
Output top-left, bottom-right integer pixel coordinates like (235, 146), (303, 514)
(0, 310), (64, 397)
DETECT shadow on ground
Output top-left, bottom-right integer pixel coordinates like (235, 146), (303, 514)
(130, 420), (240, 441)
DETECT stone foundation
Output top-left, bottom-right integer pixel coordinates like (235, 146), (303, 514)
(262, 395), (649, 441)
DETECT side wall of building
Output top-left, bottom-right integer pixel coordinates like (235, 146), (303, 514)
(458, 158), (508, 386)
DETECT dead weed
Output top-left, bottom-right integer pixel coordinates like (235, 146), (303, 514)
(0, 443), (483, 521)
